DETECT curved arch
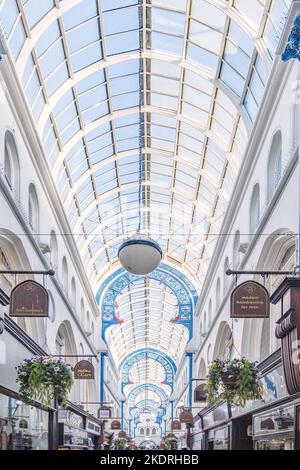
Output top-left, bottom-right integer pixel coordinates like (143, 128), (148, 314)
(97, 263), (198, 341)
(213, 321), (233, 360)
(127, 384), (169, 405)
(120, 348), (176, 392)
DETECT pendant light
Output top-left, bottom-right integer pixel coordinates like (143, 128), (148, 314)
(118, 0), (162, 276)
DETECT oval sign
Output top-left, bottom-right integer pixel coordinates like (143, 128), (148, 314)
(179, 410), (193, 424)
(74, 360), (94, 380)
(230, 280), (270, 318)
(10, 280), (49, 317)
(118, 431), (127, 438)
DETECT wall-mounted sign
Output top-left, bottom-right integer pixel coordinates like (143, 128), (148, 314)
(179, 410), (193, 424)
(118, 431), (127, 438)
(10, 280), (49, 317)
(230, 281), (269, 318)
(74, 360), (94, 380)
(111, 420), (121, 430)
(271, 277), (300, 395)
(98, 406), (111, 420)
(171, 420), (181, 430)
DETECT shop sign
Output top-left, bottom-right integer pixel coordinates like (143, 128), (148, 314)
(194, 384), (207, 402)
(171, 420), (181, 430)
(98, 406), (111, 420)
(74, 360), (94, 380)
(10, 280), (49, 317)
(118, 431), (127, 438)
(58, 410), (84, 430)
(230, 281), (269, 318)
(179, 410), (193, 424)
(111, 420), (121, 430)
(87, 420), (101, 435)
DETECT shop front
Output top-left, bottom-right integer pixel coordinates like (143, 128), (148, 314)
(58, 409), (89, 450)
(0, 315), (54, 450)
(0, 390), (50, 450)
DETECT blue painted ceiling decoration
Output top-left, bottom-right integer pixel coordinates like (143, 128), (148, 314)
(282, 15), (300, 62)
(119, 348), (176, 392)
(96, 263), (198, 341)
(127, 384), (168, 408)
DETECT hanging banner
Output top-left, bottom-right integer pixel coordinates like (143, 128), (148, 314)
(10, 280), (48, 317)
(179, 410), (193, 424)
(111, 420), (121, 430)
(98, 406), (111, 420)
(74, 360), (94, 380)
(230, 280), (270, 318)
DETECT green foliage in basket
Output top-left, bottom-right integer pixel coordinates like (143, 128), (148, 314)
(206, 358), (263, 407)
(16, 356), (74, 407)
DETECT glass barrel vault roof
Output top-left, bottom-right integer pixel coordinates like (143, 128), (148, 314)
(0, 0), (292, 415)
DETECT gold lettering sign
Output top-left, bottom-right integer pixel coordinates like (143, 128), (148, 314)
(10, 280), (48, 318)
(74, 360), (94, 380)
(231, 281), (270, 318)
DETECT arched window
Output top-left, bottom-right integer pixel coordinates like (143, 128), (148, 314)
(250, 184), (260, 237)
(4, 131), (20, 197)
(140, 428), (144, 435)
(62, 257), (68, 294)
(292, 99), (300, 149)
(152, 428), (156, 435)
(223, 257), (229, 294)
(50, 231), (58, 269)
(71, 277), (76, 305)
(203, 312), (207, 334)
(233, 231), (241, 270)
(267, 131), (282, 202)
(208, 299), (212, 327)
(216, 278), (221, 310)
(28, 183), (39, 234)
(80, 298), (85, 321)
(86, 311), (91, 335)
(146, 428), (150, 436)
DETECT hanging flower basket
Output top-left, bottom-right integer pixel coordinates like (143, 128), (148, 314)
(114, 438), (127, 450)
(206, 358), (263, 407)
(16, 356), (74, 408)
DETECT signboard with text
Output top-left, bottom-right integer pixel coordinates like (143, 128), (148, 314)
(230, 281), (269, 318)
(10, 280), (49, 317)
(74, 360), (94, 380)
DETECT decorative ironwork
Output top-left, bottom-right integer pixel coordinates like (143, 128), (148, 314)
(282, 16), (300, 62)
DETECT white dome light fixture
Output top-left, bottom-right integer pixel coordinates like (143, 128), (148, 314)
(118, 234), (162, 276)
(118, 3), (162, 276)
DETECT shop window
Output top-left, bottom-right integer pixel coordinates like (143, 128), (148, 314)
(267, 131), (282, 202)
(0, 394), (49, 450)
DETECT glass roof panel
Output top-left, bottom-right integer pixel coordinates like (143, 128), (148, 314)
(0, 0), (292, 410)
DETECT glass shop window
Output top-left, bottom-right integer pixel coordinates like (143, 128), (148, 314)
(0, 394), (49, 450)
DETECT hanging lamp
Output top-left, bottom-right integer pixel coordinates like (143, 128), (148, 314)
(118, 0), (162, 276)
